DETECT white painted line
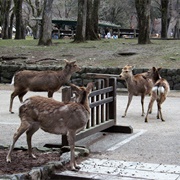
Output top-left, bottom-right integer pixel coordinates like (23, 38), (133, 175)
(107, 129), (147, 151)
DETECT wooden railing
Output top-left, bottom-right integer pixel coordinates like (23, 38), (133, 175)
(61, 74), (133, 146)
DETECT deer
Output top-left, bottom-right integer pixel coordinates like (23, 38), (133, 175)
(9, 59), (81, 113)
(145, 69), (170, 123)
(6, 82), (94, 171)
(119, 65), (161, 117)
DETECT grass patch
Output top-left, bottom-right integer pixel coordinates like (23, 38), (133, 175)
(0, 38), (179, 68)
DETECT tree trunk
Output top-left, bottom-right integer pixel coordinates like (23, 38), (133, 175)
(2, 0), (11, 39)
(26, 0), (42, 39)
(92, 0), (100, 37)
(86, 0), (100, 40)
(38, 0), (54, 46)
(135, 0), (151, 44)
(167, 0), (179, 38)
(14, 0), (25, 39)
(74, 0), (87, 42)
(8, 12), (14, 39)
(161, 0), (168, 39)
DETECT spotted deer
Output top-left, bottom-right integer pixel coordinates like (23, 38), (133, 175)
(6, 82), (94, 171)
(119, 65), (161, 117)
(9, 59), (81, 113)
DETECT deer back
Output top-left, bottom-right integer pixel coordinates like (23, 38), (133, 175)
(19, 96), (90, 135)
(13, 60), (81, 92)
(19, 82), (93, 135)
(14, 70), (60, 91)
(119, 65), (153, 95)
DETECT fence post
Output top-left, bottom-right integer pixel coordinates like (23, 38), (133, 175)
(109, 77), (117, 124)
(62, 86), (72, 102)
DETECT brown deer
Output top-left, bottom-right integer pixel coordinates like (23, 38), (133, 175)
(9, 59), (81, 113)
(6, 82), (94, 171)
(145, 72), (170, 122)
(119, 65), (161, 117)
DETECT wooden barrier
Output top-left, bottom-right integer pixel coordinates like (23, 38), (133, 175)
(61, 74), (133, 146)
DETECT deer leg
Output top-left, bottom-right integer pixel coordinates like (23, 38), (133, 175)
(6, 121), (30, 162)
(67, 130), (80, 171)
(145, 98), (155, 123)
(9, 91), (18, 113)
(48, 91), (54, 98)
(141, 95), (145, 116)
(148, 100), (154, 114)
(157, 103), (165, 122)
(122, 94), (133, 117)
(156, 101), (160, 119)
(26, 123), (39, 158)
(18, 91), (28, 103)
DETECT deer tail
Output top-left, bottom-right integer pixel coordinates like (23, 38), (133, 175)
(10, 76), (15, 85)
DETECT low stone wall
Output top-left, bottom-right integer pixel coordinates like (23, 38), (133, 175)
(0, 64), (180, 90)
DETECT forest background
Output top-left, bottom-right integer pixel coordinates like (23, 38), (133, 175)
(0, 0), (179, 42)
(0, 0), (180, 69)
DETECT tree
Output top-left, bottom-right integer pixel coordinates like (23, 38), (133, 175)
(74, 0), (87, 42)
(161, 0), (168, 39)
(135, 0), (151, 44)
(1, 0), (12, 39)
(99, 0), (136, 28)
(24, 0), (43, 39)
(14, 0), (25, 39)
(74, 0), (100, 42)
(86, 0), (100, 40)
(167, 0), (180, 38)
(52, 0), (77, 19)
(38, 0), (54, 46)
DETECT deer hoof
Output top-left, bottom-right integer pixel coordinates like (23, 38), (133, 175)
(75, 166), (81, 170)
(71, 165), (81, 171)
(71, 167), (80, 172)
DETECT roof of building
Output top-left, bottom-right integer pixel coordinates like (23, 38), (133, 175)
(33, 18), (120, 28)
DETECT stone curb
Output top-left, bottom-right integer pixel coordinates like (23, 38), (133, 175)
(0, 146), (89, 180)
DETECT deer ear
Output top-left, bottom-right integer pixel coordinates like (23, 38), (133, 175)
(71, 60), (76, 64)
(86, 82), (94, 93)
(152, 67), (156, 71)
(70, 83), (81, 93)
(157, 67), (162, 71)
(64, 59), (69, 64)
(70, 83), (78, 90)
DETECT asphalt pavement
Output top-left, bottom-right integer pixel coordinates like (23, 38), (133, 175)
(0, 85), (180, 179)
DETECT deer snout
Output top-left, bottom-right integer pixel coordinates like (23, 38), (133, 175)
(119, 73), (124, 79)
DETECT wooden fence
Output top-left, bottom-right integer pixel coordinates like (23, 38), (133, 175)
(61, 73), (133, 146)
